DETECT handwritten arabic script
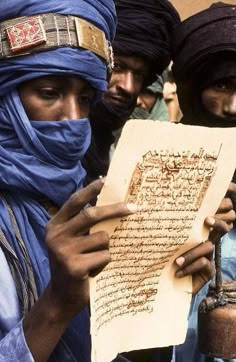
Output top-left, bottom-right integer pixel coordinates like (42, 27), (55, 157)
(93, 147), (220, 333)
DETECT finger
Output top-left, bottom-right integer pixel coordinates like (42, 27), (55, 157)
(192, 267), (216, 295)
(216, 197), (233, 213)
(79, 250), (111, 278)
(76, 231), (110, 254)
(215, 209), (236, 224)
(205, 217), (232, 244)
(50, 231), (110, 254)
(176, 256), (214, 279)
(67, 202), (137, 235)
(175, 241), (214, 270)
(51, 179), (105, 224)
(90, 265), (109, 278)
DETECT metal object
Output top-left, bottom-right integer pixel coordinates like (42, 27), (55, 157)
(6, 16), (47, 53)
(75, 17), (108, 63)
(0, 13), (113, 69)
(198, 240), (236, 359)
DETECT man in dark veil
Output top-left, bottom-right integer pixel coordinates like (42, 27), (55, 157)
(82, 0), (180, 184)
(172, 2), (236, 128)
(172, 3), (236, 361)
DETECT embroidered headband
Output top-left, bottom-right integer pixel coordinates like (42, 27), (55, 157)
(0, 13), (114, 74)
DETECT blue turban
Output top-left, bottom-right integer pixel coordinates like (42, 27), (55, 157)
(0, 0), (116, 95)
(0, 1), (116, 361)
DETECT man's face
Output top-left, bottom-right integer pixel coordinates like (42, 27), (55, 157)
(201, 77), (236, 126)
(19, 75), (95, 121)
(136, 89), (157, 113)
(104, 55), (150, 109)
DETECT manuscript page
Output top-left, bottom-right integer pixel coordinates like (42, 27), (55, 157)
(90, 120), (236, 362)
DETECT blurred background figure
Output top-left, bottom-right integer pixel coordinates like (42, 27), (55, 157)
(133, 74), (169, 121)
(163, 63), (182, 123)
(132, 64), (182, 123)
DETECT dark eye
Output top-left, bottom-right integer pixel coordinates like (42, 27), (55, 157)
(37, 88), (59, 100)
(78, 94), (94, 105)
(212, 78), (236, 92)
(134, 72), (146, 82)
(113, 62), (123, 72)
(214, 81), (227, 91)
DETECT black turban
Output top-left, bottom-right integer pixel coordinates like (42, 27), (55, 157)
(172, 2), (236, 83)
(171, 2), (236, 127)
(113, 0), (180, 79)
(83, 0), (180, 186)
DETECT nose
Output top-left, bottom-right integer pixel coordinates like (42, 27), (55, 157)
(223, 92), (236, 117)
(136, 95), (146, 110)
(118, 72), (136, 96)
(136, 95), (142, 108)
(60, 95), (82, 121)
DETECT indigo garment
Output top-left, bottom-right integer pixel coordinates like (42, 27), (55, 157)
(0, 1), (117, 359)
(0, 88), (92, 361)
(0, 91), (91, 206)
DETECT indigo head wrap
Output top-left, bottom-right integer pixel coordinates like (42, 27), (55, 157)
(113, 0), (180, 81)
(0, 0), (116, 95)
(0, 0), (116, 204)
(0, 1), (116, 361)
(171, 2), (236, 127)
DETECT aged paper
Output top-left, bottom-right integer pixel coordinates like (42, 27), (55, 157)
(90, 120), (236, 362)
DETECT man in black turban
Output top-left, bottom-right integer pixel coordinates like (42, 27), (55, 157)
(172, 3), (236, 362)
(172, 2), (236, 127)
(83, 0), (180, 184)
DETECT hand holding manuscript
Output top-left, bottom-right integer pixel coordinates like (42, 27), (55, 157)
(90, 120), (236, 362)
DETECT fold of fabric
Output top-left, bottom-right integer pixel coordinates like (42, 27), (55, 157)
(0, 89), (92, 360)
(0, 1), (117, 360)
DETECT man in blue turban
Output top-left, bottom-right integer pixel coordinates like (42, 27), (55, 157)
(0, 1), (134, 361)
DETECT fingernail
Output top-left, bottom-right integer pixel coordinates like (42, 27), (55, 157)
(99, 176), (106, 184)
(175, 256), (185, 266)
(126, 203), (138, 212)
(207, 217), (215, 226)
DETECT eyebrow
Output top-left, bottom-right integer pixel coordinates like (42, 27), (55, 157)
(116, 59), (148, 73)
